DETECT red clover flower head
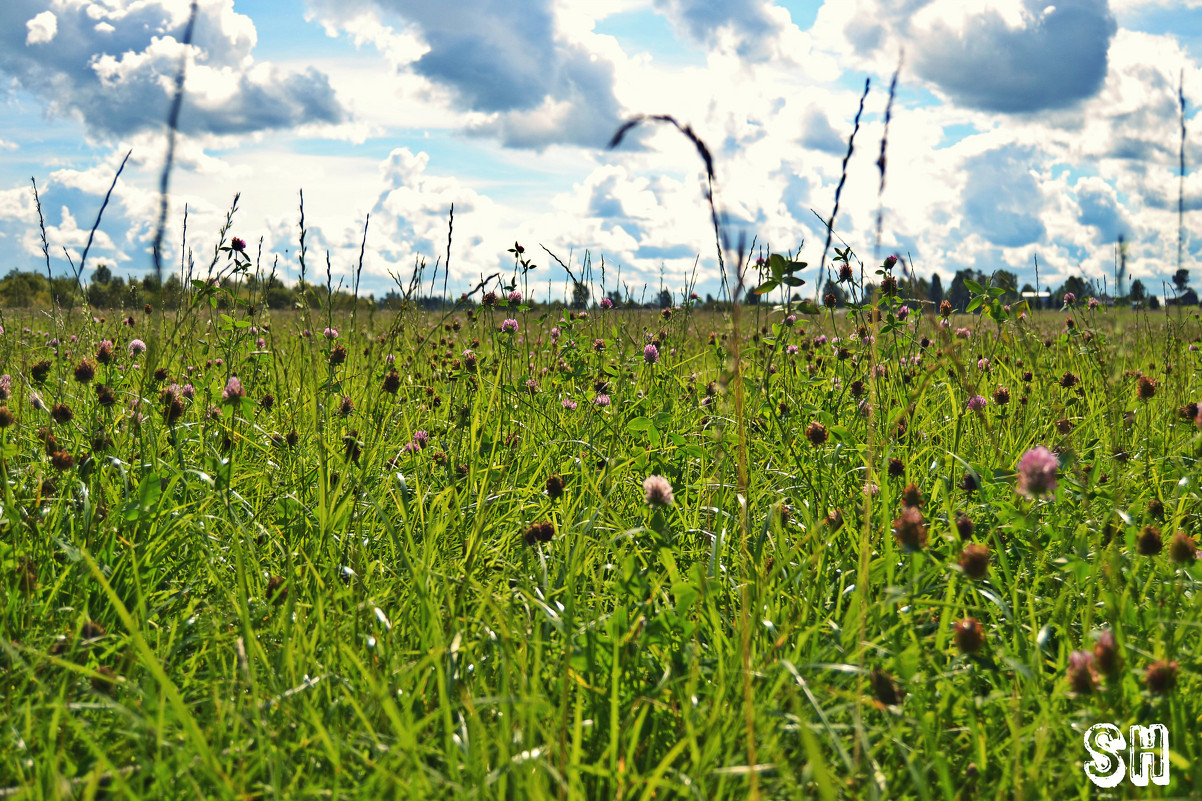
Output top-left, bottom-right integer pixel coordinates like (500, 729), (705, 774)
(508, 290), (522, 304)
(643, 475), (674, 508)
(966, 395), (987, 412)
(644, 343), (659, 364)
(600, 297), (613, 309)
(501, 318), (519, 334)
(128, 338), (146, 357)
(323, 327), (339, 340)
(1016, 445), (1058, 498)
(221, 376), (245, 404)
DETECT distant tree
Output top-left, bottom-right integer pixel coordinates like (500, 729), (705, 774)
(572, 282), (591, 309)
(994, 270), (1020, 302)
(1053, 275), (1092, 308)
(1173, 269), (1190, 293)
(1179, 288), (1199, 306)
(92, 264), (112, 285)
(929, 273), (944, 307)
(1129, 279), (1147, 303)
(606, 289), (623, 307)
(946, 270), (975, 312)
(655, 288), (672, 308)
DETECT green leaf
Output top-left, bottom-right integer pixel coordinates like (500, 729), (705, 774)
(753, 280), (779, 295)
(966, 297), (983, 313)
(768, 253), (787, 279)
(627, 417), (654, 432)
(781, 275), (806, 287)
(964, 279), (984, 293)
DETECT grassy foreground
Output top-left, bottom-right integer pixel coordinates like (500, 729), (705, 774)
(0, 277), (1200, 799)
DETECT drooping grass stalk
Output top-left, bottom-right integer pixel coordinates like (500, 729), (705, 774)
(818, 77), (870, 297)
(873, 53), (903, 265)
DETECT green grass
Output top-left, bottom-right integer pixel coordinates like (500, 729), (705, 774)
(0, 280), (1199, 800)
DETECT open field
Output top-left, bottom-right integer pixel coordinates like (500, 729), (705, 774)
(0, 276), (1200, 799)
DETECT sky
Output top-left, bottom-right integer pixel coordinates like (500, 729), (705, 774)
(0, 0), (1199, 303)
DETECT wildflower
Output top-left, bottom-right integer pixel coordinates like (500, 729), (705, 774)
(323, 327), (339, 340)
(787, 344), (799, 355)
(1067, 651), (1098, 694)
(600, 297), (613, 309)
(953, 618), (985, 653)
(561, 398), (578, 411)
(525, 378), (539, 395)
(1145, 660), (1178, 695)
(412, 430), (429, 449)
(977, 357), (990, 372)
(1137, 375), (1156, 401)
(500, 318), (519, 334)
(338, 395), (354, 417)
(593, 394), (611, 408)
(1056, 418), (1074, 435)
(523, 521), (555, 545)
(892, 507), (927, 550)
(329, 345), (347, 366)
(128, 339), (146, 357)
(70, 359), (96, 383)
(887, 457), (905, 479)
(0, 407), (13, 428)
(939, 300), (952, 317)
(161, 387), (185, 424)
(51, 450), (74, 471)
(1015, 446), (1058, 498)
(51, 404), (73, 424)
(1137, 526), (1163, 556)
(30, 392), (46, 412)
(643, 344), (659, 365)
(382, 369), (401, 395)
(1169, 531), (1197, 564)
(1093, 631), (1120, 677)
(901, 483), (922, 508)
(95, 384), (116, 407)
(643, 475), (675, 508)
(958, 544), (990, 579)
(992, 386), (1010, 406)
(546, 474), (565, 500)
(508, 290), (522, 304)
(896, 305), (910, 321)
(1059, 371), (1079, 389)
(1063, 292), (1076, 307)
(0, 374), (9, 400)
(955, 513), (975, 540)
(231, 237), (247, 252)
(31, 360), (52, 384)
(805, 421), (827, 446)
(966, 395), (987, 412)
(221, 376), (245, 404)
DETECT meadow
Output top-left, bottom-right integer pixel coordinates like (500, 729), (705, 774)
(0, 242), (1200, 799)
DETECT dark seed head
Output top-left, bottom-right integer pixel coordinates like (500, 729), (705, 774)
(953, 618), (985, 654)
(958, 544), (990, 579)
(1137, 526), (1163, 556)
(892, 507), (927, 551)
(1169, 531), (1197, 564)
(1145, 660), (1178, 695)
(545, 474), (565, 500)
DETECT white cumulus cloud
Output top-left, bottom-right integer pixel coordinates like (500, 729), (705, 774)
(25, 11), (57, 45)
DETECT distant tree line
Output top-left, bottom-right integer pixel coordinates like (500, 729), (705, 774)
(0, 264), (1196, 312)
